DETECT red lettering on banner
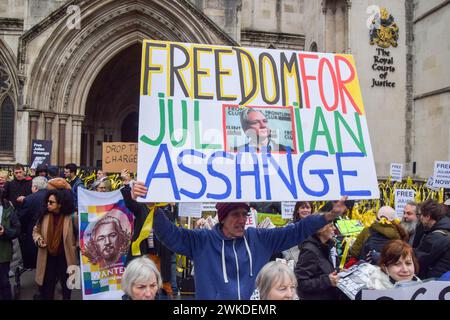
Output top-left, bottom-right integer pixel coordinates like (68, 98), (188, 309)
(318, 57), (339, 111)
(334, 55), (362, 115)
(298, 53), (318, 109)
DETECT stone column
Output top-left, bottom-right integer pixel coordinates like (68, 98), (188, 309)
(28, 110), (41, 142)
(58, 114), (69, 166)
(335, 4), (345, 53)
(44, 112), (55, 140)
(72, 115), (85, 166)
(325, 7), (336, 52)
(28, 110), (41, 162)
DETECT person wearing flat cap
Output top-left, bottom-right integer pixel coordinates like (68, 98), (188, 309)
(130, 181), (348, 300)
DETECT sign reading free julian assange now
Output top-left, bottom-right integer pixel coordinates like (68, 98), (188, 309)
(137, 41), (379, 202)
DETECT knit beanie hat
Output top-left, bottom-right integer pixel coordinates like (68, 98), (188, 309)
(377, 206), (396, 222)
(215, 202), (250, 223)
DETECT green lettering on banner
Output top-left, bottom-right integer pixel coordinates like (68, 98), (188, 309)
(168, 98), (188, 147)
(294, 107), (305, 153)
(140, 93), (166, 146)
(334, 112), (366, 155)
(310, 107), (335, 154)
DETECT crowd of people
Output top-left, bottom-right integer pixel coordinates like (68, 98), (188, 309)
(0, 162), (449, 301)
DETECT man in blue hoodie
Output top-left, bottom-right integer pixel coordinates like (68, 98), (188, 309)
(131, 181), (347, 300)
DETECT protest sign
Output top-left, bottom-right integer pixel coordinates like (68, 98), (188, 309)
(335, 219), (364, 236)
(30, 140), (52, 168)
(257, 212), (288, 227)
(281, 201), (296, 219)
(178, 202), (203, 218)
(102, 142), (137, 173)
(202, 202), (217, 212)
(137, 41), (379, 202)
(433, 161), (450, 188)
(362, 280), (450, 300)
(394, 189), (415, 217)
(78, 189), (134, 300)
(426, 176), (440, 191)
(389, 163), (403, 182)
(245, 208), (257, 229)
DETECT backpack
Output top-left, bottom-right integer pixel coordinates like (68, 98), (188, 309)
(360, 228), (390, 261)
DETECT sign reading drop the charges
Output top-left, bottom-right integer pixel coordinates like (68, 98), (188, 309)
(137, 40), (379, 202)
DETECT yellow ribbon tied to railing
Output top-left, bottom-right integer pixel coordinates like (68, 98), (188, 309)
(131, 202), (169, 256)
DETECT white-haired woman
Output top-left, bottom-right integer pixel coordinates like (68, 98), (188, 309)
(250, 261), (298, 300)
(121, 256), (162, 300)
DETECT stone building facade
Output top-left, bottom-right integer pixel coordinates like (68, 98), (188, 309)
(0, 0), (448, 179)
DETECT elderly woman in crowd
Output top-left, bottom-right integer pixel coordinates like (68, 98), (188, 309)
(121, 256), (163, 300)
(250, 261), (298, 300)
(91, 179), (111, 192)
(295, 214), (341, 300)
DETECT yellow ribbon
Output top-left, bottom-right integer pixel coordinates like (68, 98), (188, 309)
(131, 202), (168, 256)
(339, 236), (353, 270)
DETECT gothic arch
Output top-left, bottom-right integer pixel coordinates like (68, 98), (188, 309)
(24, 0), (238, 117)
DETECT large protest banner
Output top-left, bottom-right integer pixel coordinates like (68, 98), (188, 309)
(138, 41), (379, 202)
(78, 189), (134, 300)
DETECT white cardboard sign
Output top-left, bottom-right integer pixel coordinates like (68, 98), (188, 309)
(433, 161), (450, 188)
(394, 189), (415, 217)
(137, 41), (380, 202)
(281, 201), (296, 219)
(362, 281), (450, 300)
(389, 163), (403, 182)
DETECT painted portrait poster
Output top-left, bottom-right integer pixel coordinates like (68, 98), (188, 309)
(78, 188), (134, 300)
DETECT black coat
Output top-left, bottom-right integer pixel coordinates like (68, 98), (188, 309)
(17, 189), (47, 268)
(295, 235), (341, 300)
(120, 185), (175, 282)
(414, 216), (450, 279)
(3, 179), (32, 210)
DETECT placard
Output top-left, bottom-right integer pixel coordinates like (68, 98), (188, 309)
(394, 189), (415, 217)
(137, 41), (379, 202)
(362, 280), (450, 300)
(30, 140), (52, 169)
(178, 202), (203, 218)
(389, 163), (403, 182)
(102, 142), (137, 173)
(281, 201), (296, 219)
(433, 161), (450, 188)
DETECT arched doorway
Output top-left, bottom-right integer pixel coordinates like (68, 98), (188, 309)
(23, 0), (238, 166)
(81, 44), (140, 167)
(121, 112), (139, 143)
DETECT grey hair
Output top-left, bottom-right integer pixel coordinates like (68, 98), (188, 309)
(32, 176), (48, 190)
(239, 108), (265, 132)
(406, 201), (419, 215)
(121, 256), (162, 297)
(255, 261), (297, 300)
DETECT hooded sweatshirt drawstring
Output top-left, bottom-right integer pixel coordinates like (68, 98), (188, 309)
(222, 240), (229, 283)
(243, 235), (253, 276)
(221, 237), (254, 283)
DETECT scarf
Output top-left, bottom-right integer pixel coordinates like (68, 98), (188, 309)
(47, 213), (65, 256)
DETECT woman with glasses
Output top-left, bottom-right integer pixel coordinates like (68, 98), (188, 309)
(32, 179), (78, 300)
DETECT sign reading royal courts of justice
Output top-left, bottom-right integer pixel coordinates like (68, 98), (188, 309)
(137, 40), (379, 202)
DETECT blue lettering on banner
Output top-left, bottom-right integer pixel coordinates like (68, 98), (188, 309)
(144, 143), (181, 200)
(236, 150), (262, 200)
(298, 150), (333, 197)
(336, 152), (372, 196)
(206, 151), (234, 200)
(261, 146), (297, 200)
(143, 145), (372, 200)
(177, 149), (207, 199)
